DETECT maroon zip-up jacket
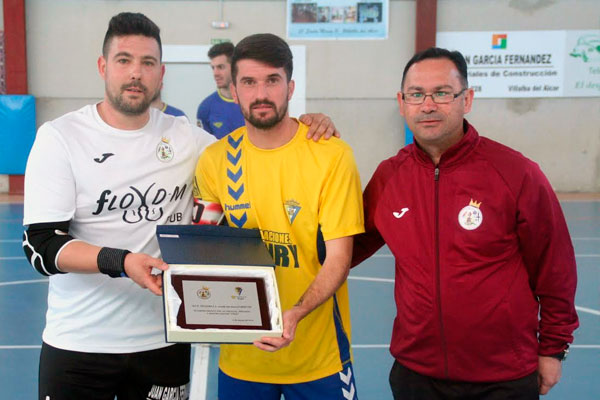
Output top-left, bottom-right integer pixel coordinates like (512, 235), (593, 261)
(353, 120), (578, 382)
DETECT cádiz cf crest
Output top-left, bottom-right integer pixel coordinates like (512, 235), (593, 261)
(231, 286), (247, 300)
(156, 137), (174, 162)
(284, 199), (301, 225)
(458, 199), (483, 230)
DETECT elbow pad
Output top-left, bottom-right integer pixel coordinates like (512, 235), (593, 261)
(22, 221), (74, 276)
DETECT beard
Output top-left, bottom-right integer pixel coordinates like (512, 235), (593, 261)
(106, 81), (158, 116)
(242, 99), (288, 130)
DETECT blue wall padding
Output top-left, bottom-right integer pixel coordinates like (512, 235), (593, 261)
(0, 95), (36, 174)
(404, 120), (414, 146)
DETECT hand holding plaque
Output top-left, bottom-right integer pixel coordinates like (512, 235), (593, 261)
(253, 308), (302, 352)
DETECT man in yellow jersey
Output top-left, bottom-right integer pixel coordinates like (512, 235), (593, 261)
(194, 33), (364, 400)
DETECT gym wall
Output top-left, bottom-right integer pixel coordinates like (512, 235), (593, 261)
(23, 0), (600, 191)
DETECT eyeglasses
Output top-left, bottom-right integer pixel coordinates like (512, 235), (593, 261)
(402, 88), (467, 105)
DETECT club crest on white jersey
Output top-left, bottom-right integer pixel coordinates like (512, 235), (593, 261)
(458, 199), (483, 230)
(156, 137), (174, 162)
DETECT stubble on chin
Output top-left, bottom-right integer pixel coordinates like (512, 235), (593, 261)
(107, 86), (156, 116)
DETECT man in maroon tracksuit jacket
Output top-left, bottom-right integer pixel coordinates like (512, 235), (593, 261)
(352, 47), (578, 399)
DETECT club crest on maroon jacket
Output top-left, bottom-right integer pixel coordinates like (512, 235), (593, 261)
(458, 199), (483, 230)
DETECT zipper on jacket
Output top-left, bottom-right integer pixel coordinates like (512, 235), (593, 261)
(434, 166), (449, 378)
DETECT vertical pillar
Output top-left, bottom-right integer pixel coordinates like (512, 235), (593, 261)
(405, 0), (437, 146)
(3, 0), (28, 194)
(4, 0), (27, 94)
(415, 0), (437, 53)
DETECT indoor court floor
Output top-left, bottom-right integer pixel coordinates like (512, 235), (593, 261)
(1, 194), (598, 399)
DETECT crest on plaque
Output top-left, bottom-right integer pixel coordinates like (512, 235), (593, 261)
(197, 286), (211, 299)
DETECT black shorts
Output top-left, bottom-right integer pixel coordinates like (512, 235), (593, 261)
(39, 342), (191, 400)
(389, 360), (539, 400)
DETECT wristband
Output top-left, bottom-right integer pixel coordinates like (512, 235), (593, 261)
(97, 247), (131, 278)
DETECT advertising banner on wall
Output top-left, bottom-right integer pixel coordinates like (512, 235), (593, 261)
(287, 0), (388, 40)
(436, 30), (600, 98)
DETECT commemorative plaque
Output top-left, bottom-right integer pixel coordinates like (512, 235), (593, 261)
(157, 224), (283, 343)
(171, 275), (271, 330)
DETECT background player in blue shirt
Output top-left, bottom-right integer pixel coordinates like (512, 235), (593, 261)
(196, 42), (244, 138)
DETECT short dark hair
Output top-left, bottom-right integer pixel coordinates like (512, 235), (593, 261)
(402, 47), (468, 89)
(208, 42), (234, 62)
(102, 12), (162, 59)
(231, 33), (293, 84)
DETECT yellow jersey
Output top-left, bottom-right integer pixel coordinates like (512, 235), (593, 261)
(194, 121), (364, 383)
